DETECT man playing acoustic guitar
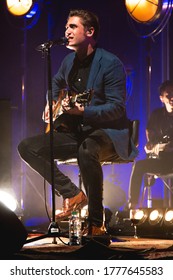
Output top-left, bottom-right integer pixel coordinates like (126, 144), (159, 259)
(18, 9), (138, 239)
(128, 80), (173, 209)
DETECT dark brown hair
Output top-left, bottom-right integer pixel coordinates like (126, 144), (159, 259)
(159, 80), (173, 96)
(67, 9), (100, 40)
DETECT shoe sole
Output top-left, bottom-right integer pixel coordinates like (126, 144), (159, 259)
(82, 235), (111, 246)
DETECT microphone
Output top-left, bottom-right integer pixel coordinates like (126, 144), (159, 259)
(53, 37), (68, 46)
(36, 37), (68, 51)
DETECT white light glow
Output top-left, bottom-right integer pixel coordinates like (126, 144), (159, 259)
(134, 209), (145, 220)
(149, 209), (163, 225)
(6, 0), (33, 16)
(0, 190), (17, 211)
(165, 210), (173, 223)
(149, 209), (159, 221)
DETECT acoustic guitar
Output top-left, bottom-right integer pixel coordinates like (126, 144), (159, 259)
(45, 89), (93, 133)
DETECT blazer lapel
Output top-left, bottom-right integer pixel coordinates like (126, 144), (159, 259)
(86, 48), (102, 89)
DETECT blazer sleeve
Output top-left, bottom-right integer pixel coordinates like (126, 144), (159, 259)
(83, 53), (127, 129)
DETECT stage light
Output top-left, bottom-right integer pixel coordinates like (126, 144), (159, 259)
(125, 0), (173, 38)
(112, 208), (173, 238)
(133, 208), (164, 238)
(6, 0), (33, 16)
(148, 209), (163, 225)
(125, 0), (161, 23)
(0, 190), (17, 212)
(130, 208), (147, 225)
(126, 208), (173, 238)
(133, 208), (173, 238)
(164, 209), (173, 225)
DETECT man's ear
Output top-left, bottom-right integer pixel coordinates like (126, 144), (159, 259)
(159, 95), (164, 103)
(86, 27), (94, 37)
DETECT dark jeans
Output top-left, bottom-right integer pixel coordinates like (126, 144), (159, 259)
(128, 152), (173, 206)
(18, 128), (119, 227)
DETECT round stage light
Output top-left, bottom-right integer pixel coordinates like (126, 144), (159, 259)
(125, 0), (161, 23)
(149, 209), (163, 225)
(6, 0), (33, 16)
(134, 209), (147, 223)
(164, 209), (173, 225)
(125, 0), (173, 38)
(130, 209), (147, 225)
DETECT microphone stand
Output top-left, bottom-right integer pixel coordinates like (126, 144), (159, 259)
(25, 39), (111, 247)
(25, 41), (67, 245)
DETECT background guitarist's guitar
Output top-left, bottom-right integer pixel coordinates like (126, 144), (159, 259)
(45, 89), (93, 133)
(144, 135), (171, 158)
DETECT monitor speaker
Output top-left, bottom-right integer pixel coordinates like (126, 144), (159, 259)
(0, 202), (28, 257)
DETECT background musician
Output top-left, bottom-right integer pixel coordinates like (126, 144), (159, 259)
(128, 80), (173, 209)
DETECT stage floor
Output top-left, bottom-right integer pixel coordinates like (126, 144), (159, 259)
(14, 233), (173, 260)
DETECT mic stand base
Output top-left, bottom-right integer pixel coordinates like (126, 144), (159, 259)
(25, 221), (69, 245)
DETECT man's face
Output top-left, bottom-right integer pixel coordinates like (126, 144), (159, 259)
(65, 16), (89, 51)
(160, 91), (173, 113)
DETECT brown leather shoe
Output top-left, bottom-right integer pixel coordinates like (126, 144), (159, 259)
(82, 224), (107, 236)
(82, 225), (111, 246)
(55, 191), (87, 221)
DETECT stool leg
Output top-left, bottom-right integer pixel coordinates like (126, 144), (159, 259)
(78, 171), (82, 219)
(147, 187), (152, 208)
(78, 171), (82, 192)
(140, 186), (152, 208)
(140, 186), (147, 207)
(143, 175), (153, 208)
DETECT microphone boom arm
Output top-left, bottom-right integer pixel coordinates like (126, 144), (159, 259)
(36, 37), (68, 51)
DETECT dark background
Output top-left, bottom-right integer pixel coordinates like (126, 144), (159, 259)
(0, 0), (173, 228)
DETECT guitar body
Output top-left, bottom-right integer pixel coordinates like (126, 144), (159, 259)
(45, 89), (92, 133)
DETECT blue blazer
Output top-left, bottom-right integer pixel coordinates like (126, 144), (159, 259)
(52, 48), (139, 161)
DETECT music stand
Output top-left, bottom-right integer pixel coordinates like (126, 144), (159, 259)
(25, 40), (68, 245)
